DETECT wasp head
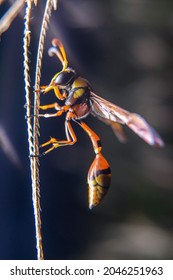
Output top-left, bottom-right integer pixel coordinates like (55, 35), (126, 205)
(52, 67), (77, 87)
(40, 39), (77, 100)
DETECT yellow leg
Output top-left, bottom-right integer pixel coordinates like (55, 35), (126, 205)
(53, 84), (65, 100)
(38, 105), (70, 118)
(40, 83), (65, 100)
(39, 102), (60, 111)
(40, 112), (77, 155)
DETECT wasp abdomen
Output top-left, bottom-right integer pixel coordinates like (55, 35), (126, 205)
(87, 153), (111, 209)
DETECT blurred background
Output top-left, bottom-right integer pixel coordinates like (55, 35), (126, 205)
(0, 0), (173, 260)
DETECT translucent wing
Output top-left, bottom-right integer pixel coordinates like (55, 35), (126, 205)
(90, 91), (164, 147)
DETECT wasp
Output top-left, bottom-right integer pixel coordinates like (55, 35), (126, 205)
(38, 38), (164, 209)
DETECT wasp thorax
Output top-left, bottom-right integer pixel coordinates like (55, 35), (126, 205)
(54, 68), (76, 86)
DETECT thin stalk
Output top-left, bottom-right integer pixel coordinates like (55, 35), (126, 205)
(33, 0), (58, 259)
(24, 0), (58, 260)
(23, 0), (44, 260)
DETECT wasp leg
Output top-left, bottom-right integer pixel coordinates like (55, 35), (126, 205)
(40, 112), (77, 155)
(39, 85), (48, 92)
(39, 102), (60, 111)
(38, 105), (70, 118)
(40, 84), (65, 100)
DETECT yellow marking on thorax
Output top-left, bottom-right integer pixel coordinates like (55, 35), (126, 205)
(72, 77), (89, 88)
(73, 88), (85, 98)
(72, 77), (89, 99)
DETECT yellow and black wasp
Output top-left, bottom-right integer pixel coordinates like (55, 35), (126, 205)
(38, 38), (164, 209)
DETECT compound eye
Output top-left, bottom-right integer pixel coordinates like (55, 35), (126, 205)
(54, 71), (75, 85)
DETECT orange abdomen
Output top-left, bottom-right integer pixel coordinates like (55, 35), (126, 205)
(87, 153), (111, 209)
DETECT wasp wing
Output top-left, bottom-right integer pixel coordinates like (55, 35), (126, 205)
(92, 116), (127, 143)
(90, 91), (164, 147)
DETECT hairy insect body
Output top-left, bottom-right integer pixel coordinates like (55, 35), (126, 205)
(39, 38), (164, 209)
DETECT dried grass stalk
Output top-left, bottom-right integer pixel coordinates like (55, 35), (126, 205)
(24, 0), (58, 260)
(33, 0), (57, 258)
(24, 0), (57, 260)
(0, 0), (25, 36)
(23, 0), (44, 260)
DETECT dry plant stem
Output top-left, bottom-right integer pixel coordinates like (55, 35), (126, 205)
(0, 0), (25, 36)
(24, 0), (33, 160)
(24, 0), (44, 260)
(33, 0), (58, 259)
